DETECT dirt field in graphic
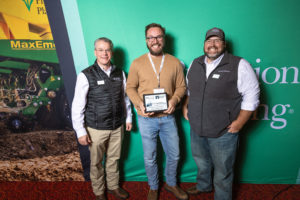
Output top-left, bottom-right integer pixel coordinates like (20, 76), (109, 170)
(0, 130), (84, 181)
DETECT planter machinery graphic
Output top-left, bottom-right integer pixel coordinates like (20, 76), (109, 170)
(0, 56), (71, 132)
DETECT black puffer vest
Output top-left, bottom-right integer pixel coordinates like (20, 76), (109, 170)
(82, 61), (125, 130)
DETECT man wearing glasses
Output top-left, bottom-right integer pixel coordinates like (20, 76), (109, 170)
(72, 37), (132, 200)
(182, 28), (260, 200)
(126, 23), (187, 200)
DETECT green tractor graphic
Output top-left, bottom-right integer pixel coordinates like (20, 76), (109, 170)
(0, 56), (71, 132)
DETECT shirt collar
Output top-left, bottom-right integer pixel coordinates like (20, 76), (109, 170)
(99, 65), (112, 73)
(204, 53), (225, 66)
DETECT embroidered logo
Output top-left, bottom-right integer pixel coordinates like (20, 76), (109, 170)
(112, 77), (122, 81)
(218, 70), (231, 73)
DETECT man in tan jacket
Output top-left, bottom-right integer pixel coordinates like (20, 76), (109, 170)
(126, 23), (187, 200)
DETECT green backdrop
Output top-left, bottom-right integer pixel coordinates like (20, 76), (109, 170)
(62, 0), (300, 184)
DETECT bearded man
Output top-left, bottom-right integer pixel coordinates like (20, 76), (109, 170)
(126, 23), (187, 200)
(182, 27), (260, 200)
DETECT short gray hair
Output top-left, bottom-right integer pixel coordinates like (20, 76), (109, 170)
(94, 37), (113, 49)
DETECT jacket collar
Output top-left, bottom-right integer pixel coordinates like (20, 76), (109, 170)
(93, 60), (116, 74)
(197, 51), (229, 68)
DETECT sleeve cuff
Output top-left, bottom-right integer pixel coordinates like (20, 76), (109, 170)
(75, 128), (87, 138)
(126, 114), (132, 123)
(241, 101), (260, 111)
(170, 96), (179, 106)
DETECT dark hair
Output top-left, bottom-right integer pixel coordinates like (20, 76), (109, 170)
(94, 37), (113, 49)
(145, 23), (165, 37)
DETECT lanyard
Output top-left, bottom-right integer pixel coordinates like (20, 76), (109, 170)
(148, 53), (165, 88)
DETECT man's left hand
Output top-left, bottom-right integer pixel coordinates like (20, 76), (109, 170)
(227, 110), (254, 133)
(163, 99), (176, 114)
(227, 120), (243, 133)
(126, 123), (132, 131)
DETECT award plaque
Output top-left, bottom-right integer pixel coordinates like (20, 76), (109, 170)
(143, 93), (168, 113)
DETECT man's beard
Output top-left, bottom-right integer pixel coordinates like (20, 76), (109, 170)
(147, 44), (163, 56)
(204, 48), (225, 60)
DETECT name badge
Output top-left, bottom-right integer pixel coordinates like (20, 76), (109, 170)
(97, 80), (105, 85)
(153, 88), (165, 93)
(212, 74), (220, 79)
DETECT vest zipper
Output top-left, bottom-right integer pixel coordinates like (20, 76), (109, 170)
(201, 79), (207, 134)
(110, 77), (116, 129)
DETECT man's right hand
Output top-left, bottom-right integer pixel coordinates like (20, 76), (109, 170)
(182, 105), (189, 120)
(78, 135), (91, 146)
(182, 96), (189, 120)
(139, 102), (154, 116)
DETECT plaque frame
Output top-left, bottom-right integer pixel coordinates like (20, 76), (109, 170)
(143, 93), (168, 113)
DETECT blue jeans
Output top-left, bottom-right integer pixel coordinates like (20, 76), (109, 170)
(190, 130), (239, 200)
(138, 114), (180, 190)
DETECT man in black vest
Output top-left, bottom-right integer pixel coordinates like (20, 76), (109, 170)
(182, 28), (260, 200)
(72, 37), (132, 200)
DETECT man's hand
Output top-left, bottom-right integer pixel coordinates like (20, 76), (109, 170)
(182, 96), (189, 120)
(163, 99), (176, 114)
(78, 135), (91, 146)
(126, 123), (132, 131)
(227, 120), (243, 133)
(227, 110), (254, 133)
(139, 102), (154, 116)
(182, 105), (189, 120)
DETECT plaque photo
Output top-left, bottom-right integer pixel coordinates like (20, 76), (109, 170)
(143, 93), (168, 113)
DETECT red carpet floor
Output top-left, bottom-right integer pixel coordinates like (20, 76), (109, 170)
(0, 181), (299, 200)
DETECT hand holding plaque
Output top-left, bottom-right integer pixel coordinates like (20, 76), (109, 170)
(143, 93), (168, 113)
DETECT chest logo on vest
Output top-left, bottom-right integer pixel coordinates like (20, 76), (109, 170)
(218, 70), (231, 73)
(97, 80), (105, 85)
(112, 77), (122, 81)
(212, 74), (220, 79)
